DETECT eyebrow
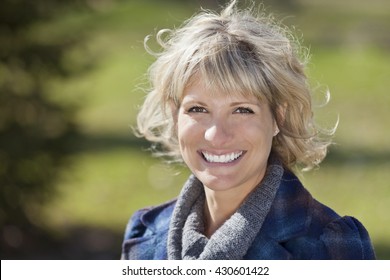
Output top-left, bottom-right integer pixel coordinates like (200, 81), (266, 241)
(180, 99), (208, 106)
(181, 98), (261, 107)
(229, 101), (261, 107)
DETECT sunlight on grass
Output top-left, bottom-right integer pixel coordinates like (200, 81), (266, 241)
(43, 148), (188, 232)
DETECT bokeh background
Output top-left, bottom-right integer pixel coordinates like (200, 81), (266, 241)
(1, 0), (389, 259)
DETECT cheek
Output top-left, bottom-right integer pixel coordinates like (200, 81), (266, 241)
(242, 119), (274, 147)
(177, 115), (201, 147)
(177, 116), (204, 169)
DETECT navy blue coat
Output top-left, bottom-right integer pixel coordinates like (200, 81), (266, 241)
(121, 171), (376, 259)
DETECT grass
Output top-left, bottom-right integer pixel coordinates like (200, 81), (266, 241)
(309, 47), (390, 150)
(42, 148), (188, 232)
(36, 0), (390, 258)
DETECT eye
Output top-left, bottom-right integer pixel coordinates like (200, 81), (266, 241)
(188, 106), (207, 113)
(234, 107), (255, 114)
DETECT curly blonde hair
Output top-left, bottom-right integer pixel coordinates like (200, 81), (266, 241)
(136, 0), (335, 171)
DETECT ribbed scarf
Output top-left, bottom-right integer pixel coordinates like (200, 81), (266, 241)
(167, 160), (283, 260)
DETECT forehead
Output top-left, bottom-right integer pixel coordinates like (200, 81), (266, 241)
(181, 78), (263, 105)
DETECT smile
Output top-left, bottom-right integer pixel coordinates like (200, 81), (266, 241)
(201, 151), (244, 163)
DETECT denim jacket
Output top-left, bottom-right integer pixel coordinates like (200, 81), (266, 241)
(121, 171), (376, 260)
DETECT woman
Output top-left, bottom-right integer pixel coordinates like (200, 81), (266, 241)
(121, 1), (375, 260)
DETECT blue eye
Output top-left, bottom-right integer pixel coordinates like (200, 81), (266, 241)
(235, 107), (255, 114)
(188, 106), (207, 113)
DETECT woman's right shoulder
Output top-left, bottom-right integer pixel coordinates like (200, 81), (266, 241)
(123, 199), (177, 240)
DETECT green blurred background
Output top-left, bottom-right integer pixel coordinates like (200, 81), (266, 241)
(1, 0), (389, 259)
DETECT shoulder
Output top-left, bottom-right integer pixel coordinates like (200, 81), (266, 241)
(318, 215), (376, 259)
(123, 199), (176, 241)
(121, 199), (176, 259)
(263, 170), (376, 259)
(303, 182), (375, 259)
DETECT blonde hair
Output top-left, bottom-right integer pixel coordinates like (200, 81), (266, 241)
(136, 0), (335, 171)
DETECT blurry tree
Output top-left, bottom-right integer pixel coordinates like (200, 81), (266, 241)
(0, 0), (94, 256)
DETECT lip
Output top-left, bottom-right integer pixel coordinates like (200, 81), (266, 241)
(198, 149), (246, 166)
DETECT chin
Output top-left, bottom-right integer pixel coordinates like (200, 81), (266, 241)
(196, 172), (238, 191)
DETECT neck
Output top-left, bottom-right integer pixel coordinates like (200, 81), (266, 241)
(202, 168), (268, 238)
(203, 186), (252, 238)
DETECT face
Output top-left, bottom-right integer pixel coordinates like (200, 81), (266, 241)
(175, 79), (278, 194)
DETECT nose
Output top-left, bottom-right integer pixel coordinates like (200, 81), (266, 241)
(204, 118), (233, 146)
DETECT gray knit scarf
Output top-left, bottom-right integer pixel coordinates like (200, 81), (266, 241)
(167, 159), (284, 260)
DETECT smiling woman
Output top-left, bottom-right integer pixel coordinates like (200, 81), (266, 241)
(121, 0), (376, 260)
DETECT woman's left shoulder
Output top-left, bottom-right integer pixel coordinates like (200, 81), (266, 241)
(318, 215), (376, 259)
(277, 171), (376, 259)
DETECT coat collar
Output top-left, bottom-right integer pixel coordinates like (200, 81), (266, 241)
(141, 198), (177, 234)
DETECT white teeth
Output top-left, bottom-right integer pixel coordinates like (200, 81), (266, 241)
(202, 151), (243, 163)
